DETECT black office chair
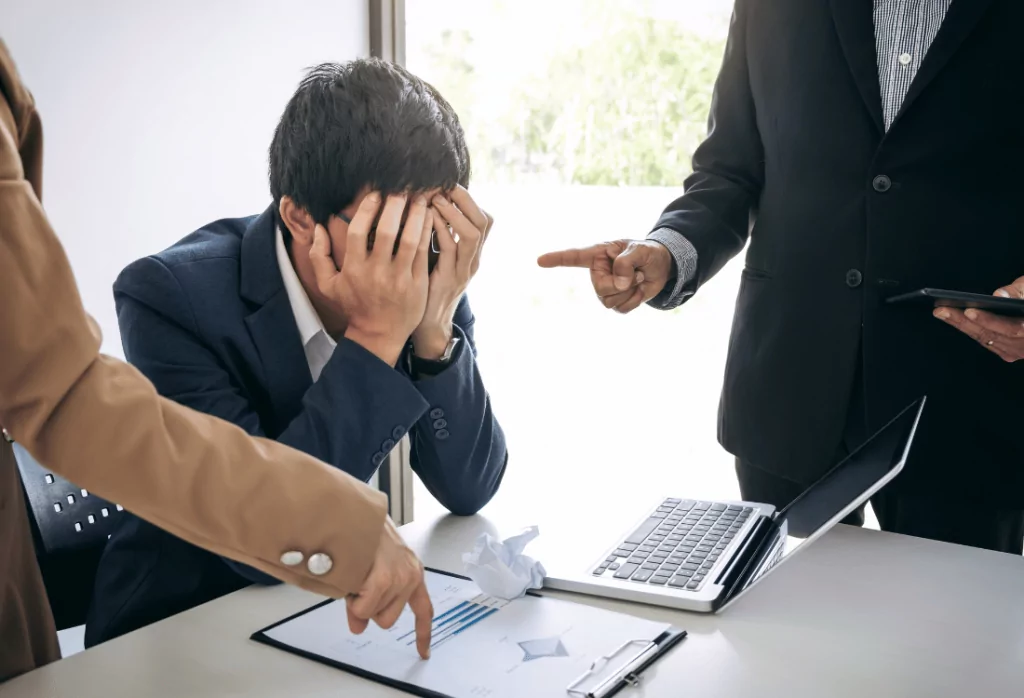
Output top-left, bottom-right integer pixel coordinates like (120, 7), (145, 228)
(10, 438), (126, 630)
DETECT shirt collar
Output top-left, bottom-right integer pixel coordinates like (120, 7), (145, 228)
(274, 227), (335, 349)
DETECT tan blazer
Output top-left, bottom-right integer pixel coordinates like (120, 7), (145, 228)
(0, 39), (389, 682)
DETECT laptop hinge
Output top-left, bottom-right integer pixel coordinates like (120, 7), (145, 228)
(713, 515), (779, 610)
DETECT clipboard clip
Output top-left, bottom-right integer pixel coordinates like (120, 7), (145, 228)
(565, 638), (655, 698)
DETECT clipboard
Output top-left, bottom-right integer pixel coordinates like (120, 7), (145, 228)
(251, 568), (686, 698)
(565, 629), (687, 698)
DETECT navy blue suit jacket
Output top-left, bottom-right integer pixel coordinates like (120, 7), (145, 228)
(85, 206), (507, 646)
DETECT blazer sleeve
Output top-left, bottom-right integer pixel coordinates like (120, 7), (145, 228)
(114, 257), (433, 584)
(0, 72), (388, 600)
(403, 295), (507, 516)
(651, 0), (765, 294)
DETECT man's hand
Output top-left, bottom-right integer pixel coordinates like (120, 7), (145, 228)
(933, 276), (1024, 362)
(537, 239), (673, 314)
(346, 517), (434, 659)
(411, 185), (493, 359)
(310, 192), (432, 366)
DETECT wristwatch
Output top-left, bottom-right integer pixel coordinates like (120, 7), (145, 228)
(437, 335), (460, 363)
(410, 335), (460, 378)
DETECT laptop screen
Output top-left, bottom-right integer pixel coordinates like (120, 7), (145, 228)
(721, 397), (925, 608)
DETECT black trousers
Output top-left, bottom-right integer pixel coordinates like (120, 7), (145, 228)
(735, 349), (1024, 555)
(735, 459), (1024, 554)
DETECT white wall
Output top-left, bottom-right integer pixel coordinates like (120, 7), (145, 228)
(2, 0), (368, 356)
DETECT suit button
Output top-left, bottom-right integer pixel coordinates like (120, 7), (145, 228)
(846, 269), (863, 288)
(429, 408), (444, 420)
(432, 418), (447, 430)
(307, 553), (333, 576)
(391, 426), (406, 440)
(371, 452), (385, 466)
(381, 439), (395, 452)
(872, 175), (891, 192)
(436, 429), (450, 441)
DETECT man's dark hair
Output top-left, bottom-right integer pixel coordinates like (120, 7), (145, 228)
(269, 58), (470, 235)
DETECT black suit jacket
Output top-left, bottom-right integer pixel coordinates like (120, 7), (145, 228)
(654, 0), (1024, 500)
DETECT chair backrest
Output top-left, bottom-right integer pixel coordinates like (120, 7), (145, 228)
(12, 441), (126, 553)
(11, 439), (127, 629)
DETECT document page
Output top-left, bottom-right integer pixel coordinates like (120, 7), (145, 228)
(259, 571), (672, 698)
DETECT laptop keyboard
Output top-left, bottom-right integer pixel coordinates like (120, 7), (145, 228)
(592, 499), (753, 592)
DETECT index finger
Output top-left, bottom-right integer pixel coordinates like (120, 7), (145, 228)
(346, 192), (383, 261)
(537, 245), (604, 269)
(409, 582), (434, 659)
(448, 185), (488, 232)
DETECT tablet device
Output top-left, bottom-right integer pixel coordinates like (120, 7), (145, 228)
(886, 288), (1024, 317)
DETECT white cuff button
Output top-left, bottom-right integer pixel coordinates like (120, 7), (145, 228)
(308, 553), (334, 576)
(280, 551), (304, 567)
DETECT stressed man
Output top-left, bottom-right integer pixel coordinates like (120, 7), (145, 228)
(87, 60), (507, 645)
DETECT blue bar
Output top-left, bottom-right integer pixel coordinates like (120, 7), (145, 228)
(452, 607), (499, 636)
(425, 606), (499, 648)
(430, 608), (500, 651)
(395, 600), (472, 642)
(407, 604), (488, 647)
(434, 604), (484, 632)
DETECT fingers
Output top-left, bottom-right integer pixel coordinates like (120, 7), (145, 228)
(433, 196), (482, 277)
(345, 192), (382, 261)
(964, 308), (1024, 338)
(599, 287), (635, 309)
(449, 185), (490, 234)
(346, 598), (370, 635)
(372, 593), (409, 631)
(430, 208), (458, 276)
(614, 286), (648, 314)
(611, 243), (650, 291)
(413, 209), (432, 278)
(934, 308), (1016, 360)
(395, 194), (428, 268)
(371, 193), (408, 262)
(995, 276), (1024, 299)
(409, 581), (434, 660)
(537, 245), (603, 269)
(309, 225), (341, 294)
(346, 577), (386, 625)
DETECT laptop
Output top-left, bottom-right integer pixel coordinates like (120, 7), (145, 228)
(541, 397), (925, 613)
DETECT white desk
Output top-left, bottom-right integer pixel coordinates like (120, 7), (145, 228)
(3, 510), (1024, 697)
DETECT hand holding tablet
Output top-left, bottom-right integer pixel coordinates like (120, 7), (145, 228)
(887, 279), (1024, 362)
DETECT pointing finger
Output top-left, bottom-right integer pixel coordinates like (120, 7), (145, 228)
(537, 245), (605, 269)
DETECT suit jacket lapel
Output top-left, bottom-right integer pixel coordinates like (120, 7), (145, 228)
(240, 206), (313, 433)
(830, 0), (885, 135)
(890, 0), (996, 128)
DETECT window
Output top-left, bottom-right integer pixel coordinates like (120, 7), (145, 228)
(405, 0), (744, 520)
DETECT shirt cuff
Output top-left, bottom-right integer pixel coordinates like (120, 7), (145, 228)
(647, 227), (698, 310)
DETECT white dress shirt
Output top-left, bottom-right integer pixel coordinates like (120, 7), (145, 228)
(274, 228), (338, 382)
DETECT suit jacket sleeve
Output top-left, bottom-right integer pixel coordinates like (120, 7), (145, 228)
(404, 295), (508, 516)
(651, 0), (764, 296)
(0, 45), (388, 604)
(114, 257), (435, 583)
